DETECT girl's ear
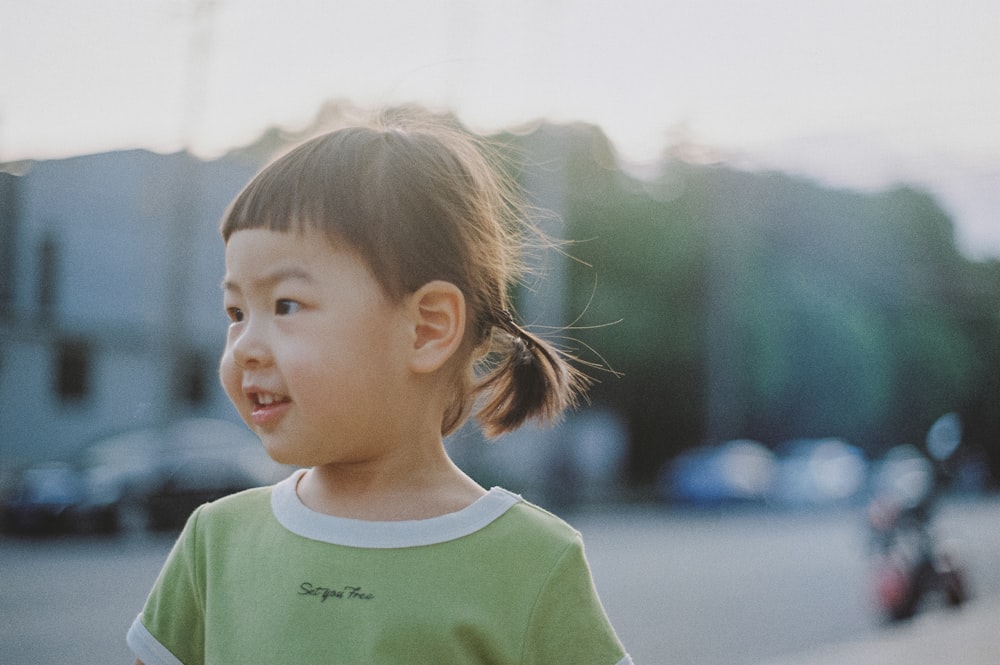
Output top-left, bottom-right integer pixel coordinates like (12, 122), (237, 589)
(406, 280), (466, 374)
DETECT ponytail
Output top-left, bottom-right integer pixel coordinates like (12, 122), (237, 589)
(474, 309), (592, 438)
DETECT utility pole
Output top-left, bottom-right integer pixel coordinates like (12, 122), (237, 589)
(163, 0), (217, 427)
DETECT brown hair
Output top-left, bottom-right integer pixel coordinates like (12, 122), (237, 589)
(221, 109), (589, 437)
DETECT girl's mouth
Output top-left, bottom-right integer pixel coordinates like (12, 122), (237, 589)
(249, 391), (291, 427)
(253, 391), (289, 407)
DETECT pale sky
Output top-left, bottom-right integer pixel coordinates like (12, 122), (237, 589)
(2, 0), (999, 253)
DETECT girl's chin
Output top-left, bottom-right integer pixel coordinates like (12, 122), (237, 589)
(256, 437), (294, 463)
(257, 438), (320, 469)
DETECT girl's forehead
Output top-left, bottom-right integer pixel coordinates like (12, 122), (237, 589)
(225, 229), (335, 272)
(226, 227), (335, 256)
(223, 228), (380, 291)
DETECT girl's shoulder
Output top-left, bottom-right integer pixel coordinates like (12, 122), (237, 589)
(490, 491), (583, 550)
(201, 482), (274, 513)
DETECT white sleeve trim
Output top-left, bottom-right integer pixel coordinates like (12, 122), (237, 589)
(615, 655), (635, 665)
(126, 614), (185, 665)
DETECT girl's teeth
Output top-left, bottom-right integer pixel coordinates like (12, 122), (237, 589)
(258, 394), (275, 405)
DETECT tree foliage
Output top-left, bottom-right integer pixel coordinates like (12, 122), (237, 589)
(502, 124), (1000, 486)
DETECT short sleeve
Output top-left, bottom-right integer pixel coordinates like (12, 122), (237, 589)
(126, 506), (207, 665)
(521, 535), (632, 665)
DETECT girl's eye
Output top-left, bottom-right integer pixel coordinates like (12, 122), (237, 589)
(275, 299), (301, 316)
(226, 307), (244, 323)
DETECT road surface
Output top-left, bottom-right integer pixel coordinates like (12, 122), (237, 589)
(1, 496), (997, 664)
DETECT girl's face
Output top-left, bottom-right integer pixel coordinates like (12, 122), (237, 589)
(220, 228), (411, 467)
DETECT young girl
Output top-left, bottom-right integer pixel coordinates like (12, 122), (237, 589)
(127, 111), (632, 665)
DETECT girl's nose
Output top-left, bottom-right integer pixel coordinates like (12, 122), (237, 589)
(228, 322), (272, 369)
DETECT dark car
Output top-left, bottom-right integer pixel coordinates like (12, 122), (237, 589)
(2, 464), (82, 534)
(1, 463), (118, 535)
(71, 418), (291, 532)
(143, 452), (263, 531)
(136, 418), (293, 531)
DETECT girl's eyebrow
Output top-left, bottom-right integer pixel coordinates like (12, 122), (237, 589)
(221, 266), (315, 293)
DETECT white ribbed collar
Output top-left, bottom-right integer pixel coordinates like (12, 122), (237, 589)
(271, 469), (521, 548)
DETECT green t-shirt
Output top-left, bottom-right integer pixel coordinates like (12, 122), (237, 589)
(128, 470), (631, 665)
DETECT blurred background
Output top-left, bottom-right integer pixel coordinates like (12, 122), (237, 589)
(1, 1), (998, 664)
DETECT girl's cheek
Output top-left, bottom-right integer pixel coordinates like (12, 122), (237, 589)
(219, 352), (242, 406)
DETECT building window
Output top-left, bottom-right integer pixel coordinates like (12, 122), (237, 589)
(56, 340), (91, 402)
(0, 172), (21, 320)
(38, 234), (59, 317)
(179, 350), (209, 407)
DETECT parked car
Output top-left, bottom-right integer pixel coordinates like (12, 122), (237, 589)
(78, 418), (292, 532)
(1, 462), (118, 535)
(144, 450), (266, 531)
(770, 438), (868, 507)
(659, 439), (776, 505)
(79, 429), (162, 505)
(137, 418), (293, 531)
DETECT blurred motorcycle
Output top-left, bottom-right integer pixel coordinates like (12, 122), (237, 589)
(866, 413), (968, 621)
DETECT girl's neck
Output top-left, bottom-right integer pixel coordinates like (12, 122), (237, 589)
(295, 448), (486, 521)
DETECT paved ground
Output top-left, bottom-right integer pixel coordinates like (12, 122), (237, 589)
(2, 496), (997, 664)
(759, 595), (1000, 665)
(572, 497), (1000, 665)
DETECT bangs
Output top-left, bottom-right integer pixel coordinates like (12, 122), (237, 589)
(221, 129), (378, 244)
(220, 119), (518, 320)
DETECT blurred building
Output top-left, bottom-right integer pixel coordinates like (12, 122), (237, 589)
(0, 132), (628, 503)
(0, 150), (259, 467)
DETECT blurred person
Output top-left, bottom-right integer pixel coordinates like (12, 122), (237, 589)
(127, 110), (631, 665)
